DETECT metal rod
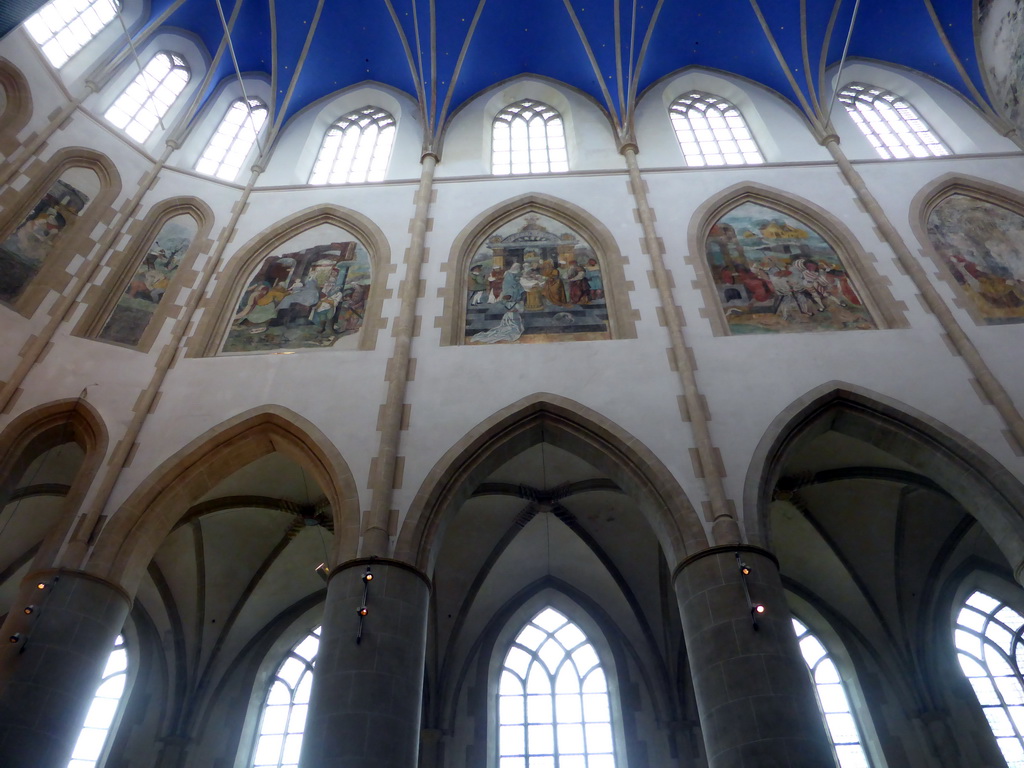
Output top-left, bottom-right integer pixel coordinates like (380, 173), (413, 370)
(825, 0), (862, 127)
(213, 0), (265, 156)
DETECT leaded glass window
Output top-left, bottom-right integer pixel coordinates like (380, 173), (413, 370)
(196, 98), (268, 181)
(955, 590), (1024, 768)
(251, 626), (320, 768)
(498, 608), (615, 768)
(793, 618), (871, 768)
(308, 107), (395, 185)
(492, 100), (569, 176)
(104, 52), (190, 143)
(25, 0), (120, 68)
(67, 634), (127, 768)
(669, 92), (764, 166)
(837, 83), (950, 160)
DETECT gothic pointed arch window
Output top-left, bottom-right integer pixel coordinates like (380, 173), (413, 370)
(955, 590), (1024, 766)
(669, 92), (764, 166)
(24, 0), (120, 68)
(498, 607), (617, 768)
(196, 98), (268, 181)
(308, 106), (396, 185)
(67, 634), (128, 768)
(250, 626), (321, 768)
(492, 100), (569, 175)
(104, 51), (190, 143)
(837, 83), (950, 159)
(792, 618), (872, 768)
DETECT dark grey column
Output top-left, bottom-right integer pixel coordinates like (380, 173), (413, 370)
(0, 570), (130, 768)
(300, 559), (429, 768)
(674, 545), (834, 768)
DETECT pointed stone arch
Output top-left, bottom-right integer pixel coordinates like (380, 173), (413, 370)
(396, 392), (706, 574)
(186, 203), (392, 356)
(743, 381), (1024, 578)
(87, 406), (360, 593)
(0, 58), (32, 153)
(910, 172), (1024, 327)
(687, 181), (909, 335)
(437, 193), (638, 345)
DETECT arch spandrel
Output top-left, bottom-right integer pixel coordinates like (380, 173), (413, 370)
(86, 406), (360, 593)
(395, 393), (707, 575)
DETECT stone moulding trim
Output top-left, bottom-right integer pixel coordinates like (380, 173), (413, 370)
(437, 192), (639, 346)
(186, 203), (392, 357)
(686, 180), (910, 336)
(328, 556), (431, 589)
(671, 544), (779, 584)
(0, 57), (33, 152)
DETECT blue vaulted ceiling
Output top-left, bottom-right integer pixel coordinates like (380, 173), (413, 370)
(134, 0), (990, 139)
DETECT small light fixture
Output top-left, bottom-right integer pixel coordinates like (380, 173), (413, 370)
(23, 606), (35, 615)
(736, 553), (762, 631)
(35, 582), (47, 590)
(356, 566), (373, 644)
(753, 604), (766, 615)
(362, 568), (373, 583)
(8, 633), (20, 644)
(315, 563), (330, 583)
(357, 606), (368, 616)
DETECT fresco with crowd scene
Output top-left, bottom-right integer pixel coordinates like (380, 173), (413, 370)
(98, 214), (197, 346)
(979, 0), (1024, 138)
(464, 212), (609, 344)
(0, 175), (92, 302)
(704, 202), (876, 334)
(927, 193), (1024, 324)
(221, 223), (372, 353)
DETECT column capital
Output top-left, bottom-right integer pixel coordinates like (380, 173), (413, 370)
(330, 557), (431, 589)
(24, 568), (132, 607)
(671, 543), (779, 583)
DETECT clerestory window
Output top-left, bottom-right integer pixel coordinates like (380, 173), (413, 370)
(104, 51), (190, 143)
(492, 100), (569, 176)
(25, 0), (120, 68)
(498, 607), (616, 768)
(308, 106), (396, 185)
(837, 83), (950, 160)
(793, 618), (872, 768)
(955, 590), (1024, 768)
(251, 626), (321, 768)
(669, 92), (764, 166)
(67, 634), (128, 768)
(196, 98), (268, 181)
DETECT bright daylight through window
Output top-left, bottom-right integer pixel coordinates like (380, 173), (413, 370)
(308, 106), (396, 185)
(838, 84), (950, 160)
(104, 51), (190, 143)
(25, 0), (119, 68)
(196, 98), (268, 181)
(251, 626), (321, 768)
(492, 100), (569, 176)
(955, 591), (1024, 768)
(792, 618), (871, 768)
(499, 608), (615, 768)
(669, 92), (764, 166)
(67, 634), (127, 768)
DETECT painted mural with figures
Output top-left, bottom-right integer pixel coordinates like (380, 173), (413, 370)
(464, 213), (610, 344)
(704, 202), (876, 334)
(927, 193), (1024, 324)
(221, 224), (372, 353)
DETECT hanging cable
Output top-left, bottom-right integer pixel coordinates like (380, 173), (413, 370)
(113, 3), (168, 133)
(213, 0), (266, 156)
(825, 0), (863, 127)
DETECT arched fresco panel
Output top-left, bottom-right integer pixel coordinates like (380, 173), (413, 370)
(220, 223), (372, 354)
(0, 168), (98, 303)
(99, 213), (198, 346)
(979, 0), (1024, 136)
(927, 193), (1024, 324)
(464, 212), (610, 344)
(704, 202), (876, 334)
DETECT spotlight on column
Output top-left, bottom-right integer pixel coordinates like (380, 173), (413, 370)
(753, 604), (766, 615)
(8, 633), (20, 644)
(23, 605), (35, 615)
(315, 563), (330, 582)
(357, 606), (368, 617)
(740, 564), (751, 576)
(362, 567), (373, 582)
(35, 582), (47, 590)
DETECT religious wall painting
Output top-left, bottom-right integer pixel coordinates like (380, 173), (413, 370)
(704, 202), (876, 334)
(221, 223), (372, 353)
(97, 214), (197, 346)
(464, 212), (610, 344)
(927, 193), (1024, 324)
(979, 0), (1024, 137)
(0, 174), (93, 302)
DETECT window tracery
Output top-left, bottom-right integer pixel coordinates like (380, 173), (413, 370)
(792, 618), (871, 768)
(308, 106), (395, 185)
(492, 100), (569, 175)
(196, 98), (268, 181)
(25, 0), (120, 68)
(251, 626), (320, 768)
(67, 634), (127, 768)
(837, 83), (950, 159)
(498, 607), (616, 768)
(669, 92), (764, 166)
(104, 52), (190, 143)
(955, 590), (1024, 767)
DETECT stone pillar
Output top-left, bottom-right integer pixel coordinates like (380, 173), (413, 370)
(0, 570), (130, 768)
(674, 546), (833, 767)
(300, 559), (430, 768)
